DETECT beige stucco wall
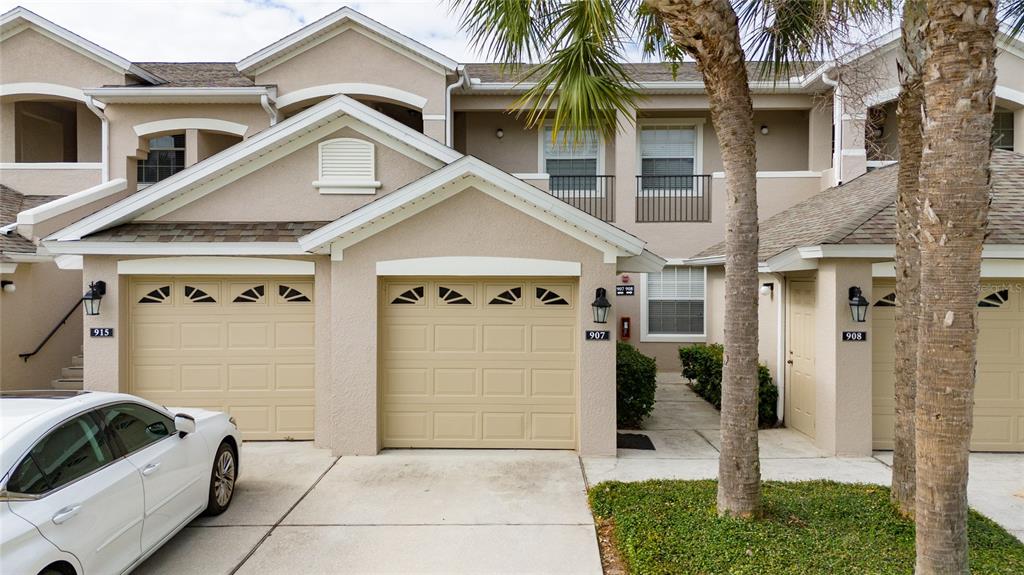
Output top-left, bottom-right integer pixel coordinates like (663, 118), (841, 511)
(256, 28), (447, 116)
(0, 28), (125, 88)
(0, 167), (102, 196)
(160, 126), (433, 222)
(76, 103), (101, 162)
(0, 262), (83, 390)
(330, 186), (617, 456)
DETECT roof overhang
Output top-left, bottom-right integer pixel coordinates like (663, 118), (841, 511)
(83, 87), (275, 105)
(0, 7), (162, 84)
(42, 241), (308, 257)
(236, 7), (459, 76)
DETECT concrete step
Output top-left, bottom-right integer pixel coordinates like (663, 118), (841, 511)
(70, 355), (84, 367)
(61, 366), (83, 379)
(51, 379), (83, 391)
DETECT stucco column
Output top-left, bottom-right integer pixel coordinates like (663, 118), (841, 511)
(1, 104), (16, 162)
(1013, 108), (1024, 152)
(840, 113), (867, 183)
(579, 262), (619, 456)
(807, 104), (833, 172)
(613, 108), (637, 225)
(313, 256), (333, 449)
(184, 129), (199, 167)
(330, 255), (379, 455)
(813, 259), (873, 456)
(423, 118), (446, 145)
(82, 256), (123, 393)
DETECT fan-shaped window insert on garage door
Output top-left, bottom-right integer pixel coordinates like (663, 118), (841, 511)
(380, 277), (579, 449)
(128, 276), (314, 440)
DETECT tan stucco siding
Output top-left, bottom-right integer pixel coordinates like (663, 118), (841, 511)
(255, 28), (447, 115)
(158, 126), (433, 222)
(0, 28), (125, 88)
(0, 262), (82, 390)
(330, 187), (617, 456)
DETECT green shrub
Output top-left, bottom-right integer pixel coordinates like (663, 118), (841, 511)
(679, 343), (778, 427)
(616, 341), (657, 428)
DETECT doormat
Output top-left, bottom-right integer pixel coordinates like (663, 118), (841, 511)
(617, 433), (655, 450)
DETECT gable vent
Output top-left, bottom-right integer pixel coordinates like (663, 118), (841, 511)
(314, 137), (381, 194)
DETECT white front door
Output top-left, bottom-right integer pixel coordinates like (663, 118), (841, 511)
(7, 412), (144, 575)
(786, 280), (817, 439)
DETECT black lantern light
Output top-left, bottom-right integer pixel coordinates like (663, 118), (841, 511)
(848, 286), (868, 323)
(83, 280), (107, 316)
(591, 287), (611, 324)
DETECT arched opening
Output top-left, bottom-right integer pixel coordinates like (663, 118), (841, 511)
(134, 128), (243, 186)
(1, 96), (101, 164)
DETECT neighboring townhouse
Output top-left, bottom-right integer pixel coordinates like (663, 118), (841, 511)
(0, 6), (1020, 456)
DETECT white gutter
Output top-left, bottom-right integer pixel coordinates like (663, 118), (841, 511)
(84, 95), (109, 182)
(821, 72), (842, 187)
(260, 93), (278, 126)
(445, 66), (467, 147)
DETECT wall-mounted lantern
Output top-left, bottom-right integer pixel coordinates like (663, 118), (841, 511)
(848, 286), (869, 323)
(1, 280), (14, 294)
(591, 287), (611, 324)
(83, 281), (107, 316)
(495, 128), (504, 139)
(759, 282), (774, 297)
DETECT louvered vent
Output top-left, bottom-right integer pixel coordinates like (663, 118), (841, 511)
(314, 138), (381, 194)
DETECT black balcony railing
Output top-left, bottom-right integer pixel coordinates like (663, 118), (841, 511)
(547, 175), (615, 222)
(635, 174), (713, 223)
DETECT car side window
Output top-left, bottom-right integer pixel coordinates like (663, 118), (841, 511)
(98, 403), (175, 455)
(6, 413), (116, 495)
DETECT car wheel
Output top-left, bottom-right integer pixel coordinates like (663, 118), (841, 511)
(203, 442), (236, 516)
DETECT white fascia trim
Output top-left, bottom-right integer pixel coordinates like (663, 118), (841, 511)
(0, 82), (104, 107)
(276, 83), (428, 110)
(0, 7), (161, 83)
(54, 254), (82, 270)
(422, 114), (447, 121)
(863, 87), (901, 108)
(765, 247), (819, 272)
(995, 85), (1024, 107)
(83, 87), (275, 104)
(236, 7), (458, 74)
(512, 173), (550, 180)
(801, 244), (1024, 261)
(17, 178), (127, 226)
(616, 249), (667, 273)
(0, 262), (17, 274)
(0, 162), (102, 170)
(133, 118), (248, 138)
(1, 252), (51, 263)
(376, 257), (581, 277)
(50, 94), (461, 241)
(117, 256), (314, 276)
(300, 156), (646, 257)
(710, 170), (822, 179)
(42, 241), (308, 256)
(680, 255), (725, 266)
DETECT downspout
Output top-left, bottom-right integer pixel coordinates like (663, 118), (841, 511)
(445, 65), (467, 148)
(822, 71), (842, 187)
(261, 93), (278, 126)
(85, 95), (108, 182)
(771, 272), (787, 424)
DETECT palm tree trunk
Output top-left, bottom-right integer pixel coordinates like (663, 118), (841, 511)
(915, 1), (995, 572)
(891, 0), (926, 518)
(646, 0), (761, 517)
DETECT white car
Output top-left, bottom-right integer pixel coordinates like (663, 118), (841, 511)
(0, 390), (240, 575)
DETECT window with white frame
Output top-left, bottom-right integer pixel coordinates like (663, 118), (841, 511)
(541, 126), (600, 193)
(137, 134), (185, 185)
(992, 108), (1014, 151)
(639, 123), (699, 194)
(645, 266), (705, 338)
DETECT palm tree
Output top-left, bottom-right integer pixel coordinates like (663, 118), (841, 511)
(451, 0), (888, 517)
(914, 0), (995, 572)
(891, 0), (925, 518)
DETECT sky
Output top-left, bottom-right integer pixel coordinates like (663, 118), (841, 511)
(0, 0), (490, 63)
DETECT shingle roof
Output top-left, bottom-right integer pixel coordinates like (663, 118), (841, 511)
(696, 149), (1024, 261)
(83, 221), (329, 243)
(133, 63), (254, 87)
(464, 62), (822, 84)
(1, 185), (51, 258)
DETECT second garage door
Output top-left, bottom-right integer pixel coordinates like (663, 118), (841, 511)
(129, 276), (315, 440)
(873, 279), (1024, 451)
(380, 277), (578, 449)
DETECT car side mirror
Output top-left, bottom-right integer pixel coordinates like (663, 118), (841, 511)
(174, 413), (196, 438)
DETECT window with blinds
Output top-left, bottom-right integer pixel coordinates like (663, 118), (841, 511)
(992, 108), (1014, 151)
(640, 125), (697, 177)
(542, 126), (600, 177)
(646, 266), (704, 336)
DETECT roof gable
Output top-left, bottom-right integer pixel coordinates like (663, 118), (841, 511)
(50, 94), (462, 242)
(236, 7), (458, 76)
(0, 7), (161, 84)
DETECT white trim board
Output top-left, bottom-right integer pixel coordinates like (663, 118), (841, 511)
(42, 241), (308, 256)
(276, 83), (428, 111)
(84, 87), (276, 105)
(18, 179), (127, 226)
(0, 162), (102, 170)
(133, 118), (248, 137)
(0, 263), (17, 274)
(873, 259), (1024, 278)
(711, 170), (821, 179)
(377, 257), (581, 277)
(118, 257), (314, 276)
(0, 82), (103, 107)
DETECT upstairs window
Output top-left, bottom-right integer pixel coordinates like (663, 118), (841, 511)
(643, 266), (705, 340)
(639, 123), (700, 194)
(992, 108), (1014, 151)
(541, 126), (601, 196)
(138, 134), (185, 185)
(314, 138), (380, 194)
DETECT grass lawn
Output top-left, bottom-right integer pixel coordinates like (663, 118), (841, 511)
(589, 480), (1024, 575)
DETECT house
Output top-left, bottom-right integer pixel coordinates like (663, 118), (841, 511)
(0, 6), (1020, 456)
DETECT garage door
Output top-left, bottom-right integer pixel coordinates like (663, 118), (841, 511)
(873, 280), (1024, 451)
(129, 276), (315, 440)
(380, 278), (578, 448)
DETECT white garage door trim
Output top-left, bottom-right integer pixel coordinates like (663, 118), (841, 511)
(376, 257), (581, 277)
(118, 257), (314, 276)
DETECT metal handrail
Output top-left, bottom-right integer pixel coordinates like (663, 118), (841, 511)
(19, 297), (83, 362)
(547, 175), (615, 222)
(635, 174), (713, 222)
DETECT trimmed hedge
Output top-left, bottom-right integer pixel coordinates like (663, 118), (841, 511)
(616, 341), (657, 428)
(679, 343), (778, 426)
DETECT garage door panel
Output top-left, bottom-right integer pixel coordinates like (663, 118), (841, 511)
(130, 276), (315, 440)
(381, 278), (578, 449)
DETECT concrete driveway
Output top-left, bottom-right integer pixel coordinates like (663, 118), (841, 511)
(138, 445), (601, 574)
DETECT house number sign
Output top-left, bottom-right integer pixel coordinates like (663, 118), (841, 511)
(615, 285), (635, 296)
(585, 330), (611, 341)
(90, 327), (114, 337)
(842, 331), (867, 342)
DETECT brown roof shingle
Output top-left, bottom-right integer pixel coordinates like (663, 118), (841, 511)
(83, 221), (329, 243)
(133, 63), (254, 87)
(1, 185), (50, 257)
